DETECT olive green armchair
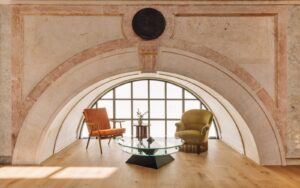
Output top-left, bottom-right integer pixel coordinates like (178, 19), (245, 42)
(175, 109), (214, 153)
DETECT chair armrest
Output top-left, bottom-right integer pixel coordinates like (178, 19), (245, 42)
(175, 122), (185, 132)
(110, 120), (125, 128)
(201, 124), (210, 136)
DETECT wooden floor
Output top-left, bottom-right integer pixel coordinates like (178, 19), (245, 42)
(1, 139), (300, 188)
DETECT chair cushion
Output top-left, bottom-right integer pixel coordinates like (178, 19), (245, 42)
(90, 128), (125, 136)
(175, 130), (205, 144)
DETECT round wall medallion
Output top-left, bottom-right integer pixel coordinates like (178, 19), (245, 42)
(132, 8), (166, 40)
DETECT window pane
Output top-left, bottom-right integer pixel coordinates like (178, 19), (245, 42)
(167, 83), (182, 99)
(81, 122), (89, 138)
(121, 121), (132, 137)
(133, 100), (148, 119)
(133, 80), (148, 98)
(167, 121), (177, 138)
(184, 91), (196, 99)
(149, 121), (165, 137)
(150, 100), (165, 119)
(115, 83), (131, 98)
(101, 90), (113, 99)
(185, 100), (200, 111)
(116, 100), (131, 118)
(150, 80), (164, 98)
(209, 120), (218, 138)
(167, 101), (182, 119)
(97, 100), (113, 118)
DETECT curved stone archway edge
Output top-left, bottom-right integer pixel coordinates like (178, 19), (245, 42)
(12, 42), (285, 165)
(20, 39), (279, 136)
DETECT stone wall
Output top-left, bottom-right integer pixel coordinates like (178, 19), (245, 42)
(0, 1), (299, 164)
(0, 5), (12, 163)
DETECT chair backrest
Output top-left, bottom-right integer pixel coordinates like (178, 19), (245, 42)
(181, 109), (213, 130)
(83, 108), (111, 132)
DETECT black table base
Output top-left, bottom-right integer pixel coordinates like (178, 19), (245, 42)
(126, 155), (174, 169)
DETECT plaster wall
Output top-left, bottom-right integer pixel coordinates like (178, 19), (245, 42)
(0, 5), (12, 163)
(23, 15), (124, 99)
(174, 15), (276, 99)
(287, 5), (300, 159)
(0, 3), (292, 165)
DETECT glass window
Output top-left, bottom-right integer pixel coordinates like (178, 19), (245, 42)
(150, 80), (164, 98)
(167, 121), (177, 137)
(185, 100), (200, 111)
(149, 121), (165, 137)
(208, 121), (218, 138)
(121, 121), (132, 137)
(115, 100), (131, 118)
(184, 91), (196, 99)
(81, 122), (89, 138)
(133, 80), (148, 98)
(167, 101), (182, 119)
(115, 83), (131, 98)
(133, 100), (148, 119)
(80, 79), (219, 140)
(101, 90), (113, 99)
(150, 100), (165, 119)
(167, 83), (182, 99)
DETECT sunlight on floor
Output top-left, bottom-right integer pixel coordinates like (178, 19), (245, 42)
(0, 167), (61, 179)
(0, 166), (118, 179)
(51, 167), (118, 179)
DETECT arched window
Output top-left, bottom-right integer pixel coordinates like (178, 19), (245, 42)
(80, 79), (219, 139)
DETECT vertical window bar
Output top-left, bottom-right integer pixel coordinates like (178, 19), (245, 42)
(182, 89), (185, 113)
(130, 81), (133, 137)
(164, 81), (167, 138)
(113, 88), (116, 129)
(147, 80), (151, 136)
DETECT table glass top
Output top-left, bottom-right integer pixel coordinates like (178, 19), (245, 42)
(118, 137), (184, 156)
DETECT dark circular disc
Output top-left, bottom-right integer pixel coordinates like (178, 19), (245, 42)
(132, 8), (166, 40)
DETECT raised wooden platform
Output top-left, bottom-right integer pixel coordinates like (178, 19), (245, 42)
(1, 140), (300, 188)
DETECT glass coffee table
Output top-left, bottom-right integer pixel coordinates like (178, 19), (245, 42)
(118, 137), (184, 169)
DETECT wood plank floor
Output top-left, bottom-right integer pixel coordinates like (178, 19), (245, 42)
(1, 139), (300, 188)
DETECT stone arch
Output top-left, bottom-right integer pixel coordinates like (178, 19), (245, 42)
(12, 41), (285, 165)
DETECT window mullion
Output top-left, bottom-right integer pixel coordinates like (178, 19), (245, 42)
(165, 81), (167, 138)
(113, 88), (116, 128)
(148, 80), (151, 137)
(131, 81), (133, 137)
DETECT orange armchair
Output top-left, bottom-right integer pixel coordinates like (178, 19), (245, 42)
(83, 108), (126, 154)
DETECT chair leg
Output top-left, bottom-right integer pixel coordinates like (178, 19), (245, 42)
(86, 135), (91, 150)
(108, 136), (112, 145)
(98, 136), (103, 154)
